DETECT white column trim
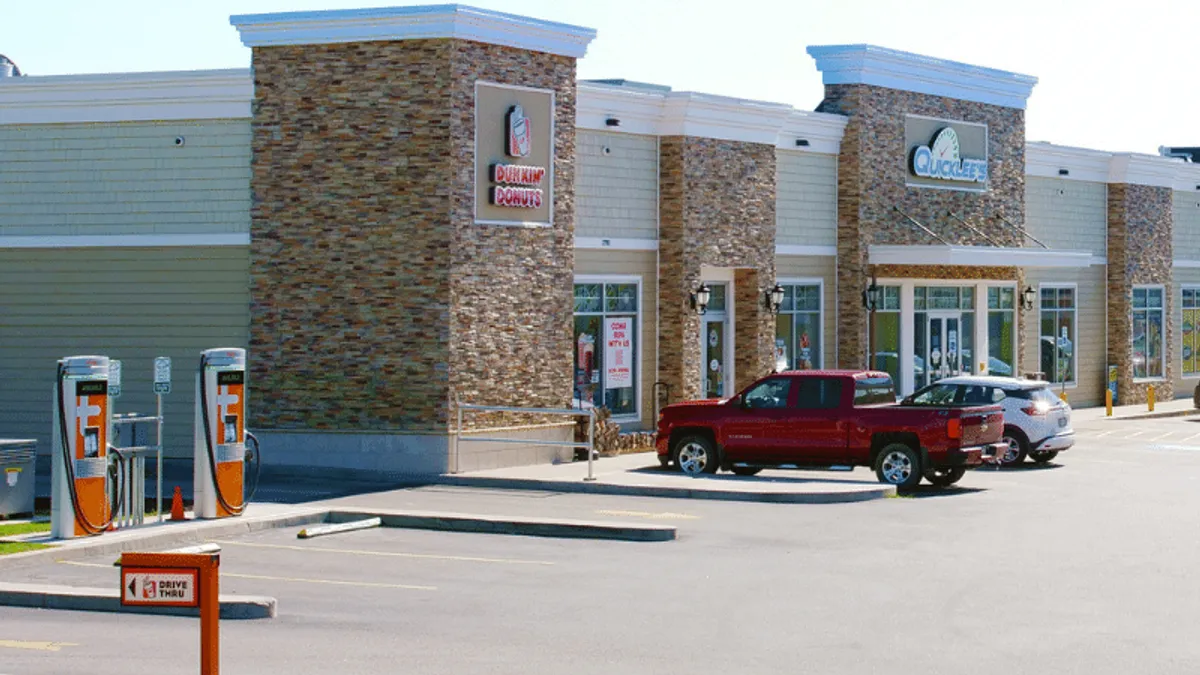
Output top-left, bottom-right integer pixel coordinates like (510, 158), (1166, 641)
(974, 285), (989, 374)
(899, 281), (916, 395)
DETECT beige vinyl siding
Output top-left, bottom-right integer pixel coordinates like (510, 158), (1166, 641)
(1173, 192), (1200, 261)
(775, 255), (836, 368)
(1022, 265), (1105, 407)
(0, 246), (250, 457)
(576, 131), (658, 241)
(1173, 268), (1200, 396)
(574, 248), (657, 430)
(0, 120), (250, 236)
(1025, 177), (1106, 257)
(776, 151), (836, 247)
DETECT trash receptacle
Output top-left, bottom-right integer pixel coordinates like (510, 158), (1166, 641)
(0, 439), (37, 517)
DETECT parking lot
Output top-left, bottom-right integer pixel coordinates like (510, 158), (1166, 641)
(7, 413), (1200, 674)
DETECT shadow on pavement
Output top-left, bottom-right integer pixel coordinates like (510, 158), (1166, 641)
(901, 485), (987, 499)
(630, 465), (886, 486)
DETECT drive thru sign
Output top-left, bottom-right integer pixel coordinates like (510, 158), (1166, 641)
(120, 551), (220, 674)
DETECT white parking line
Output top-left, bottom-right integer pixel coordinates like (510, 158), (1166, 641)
(1096, 430), (1116, 438)
(1183, 433), (1200, 443)
(1147, 431), (1177, 442)
(1124, 430), (1146, 439)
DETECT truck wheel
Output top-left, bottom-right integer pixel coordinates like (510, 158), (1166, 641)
(731, 466), (762, 477)
(1029, 450), (1058, 464)
(874, 443), (922, 491)
(999, 427), (1029, 466)
(924, 467), (966, 487)
(673, 435), (718, 476)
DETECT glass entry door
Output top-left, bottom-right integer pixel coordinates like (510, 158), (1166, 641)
(926, 312), (963, 385)
(701, 283), (730, 399)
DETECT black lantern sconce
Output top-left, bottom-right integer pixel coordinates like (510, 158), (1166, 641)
(691, 283), (712, 315)
(861, 280), (882, 311)
(1021, 285), (1037, 311)
(766, 283), (786, 314)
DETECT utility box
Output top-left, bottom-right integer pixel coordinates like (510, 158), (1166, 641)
(0, 439), (37, 517)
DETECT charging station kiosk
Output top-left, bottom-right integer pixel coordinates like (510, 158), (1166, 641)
(194, 348), (246, 519)
(51, 355), (113, 539)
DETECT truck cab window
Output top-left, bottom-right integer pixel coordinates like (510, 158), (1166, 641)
(795, 377), (842, 410)
(743, 378), (791, 409)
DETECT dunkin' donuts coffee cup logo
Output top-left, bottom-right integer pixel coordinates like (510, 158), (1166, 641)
(506, 104), (532, 158)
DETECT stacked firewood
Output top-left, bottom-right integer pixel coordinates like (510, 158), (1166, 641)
(575, 407), (657, 456)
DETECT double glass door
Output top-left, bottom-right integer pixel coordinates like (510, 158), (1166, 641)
(925, 312), (963, 385)
(702, 283), (730, 399)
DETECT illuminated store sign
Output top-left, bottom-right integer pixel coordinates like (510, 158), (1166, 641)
(910, 127), (987, 184)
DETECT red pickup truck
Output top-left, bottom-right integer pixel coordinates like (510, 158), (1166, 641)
(655, 370), (1005, 490)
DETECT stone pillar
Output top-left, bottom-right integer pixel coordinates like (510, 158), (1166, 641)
(1107, 183), (1174, 404)
(657, 136), (776, 402)
(234, 6), (594, 475)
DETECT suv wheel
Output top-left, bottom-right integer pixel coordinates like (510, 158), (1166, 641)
(874, 443), (922, 491)
(1000, 427), (1029, 466)
(924, 467), (966, 487)
(673, 435), (719, 476)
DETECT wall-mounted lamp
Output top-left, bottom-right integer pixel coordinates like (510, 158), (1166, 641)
(1021, 285), (1037, 311)
(1058, 168), (1070, 176)
(605, 117), (621, 127)
(766, 283), (785, 314)
(861, 280), (881, 311)
(795, 139), (810, 147)
(691, 283), (712, 315)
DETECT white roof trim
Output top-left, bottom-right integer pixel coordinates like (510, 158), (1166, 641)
(576, 83), (847, 152)
(1108, 153), (1185, 190)
(0, 233), (250, 249)
(0, 69), (251, 125)
(807, 44), (1038, 110)
(1025, 142), (1112, 183)
(575, 237), (658, 251)
(230, 4), (597, 58)
(869, 245), (1093, 268)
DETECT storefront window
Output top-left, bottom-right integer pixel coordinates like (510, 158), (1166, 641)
(1132, 286), (1164, 380)
(774, 283), (822, 371)
(870, 287), (901, 385)
(574, 280), (639, 418)
(987, 287), (1016, 378)
(1184, 287), (1200, 376)
(1040, 286), (1076, 384)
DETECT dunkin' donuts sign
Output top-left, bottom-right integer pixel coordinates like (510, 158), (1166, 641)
(476, 83), (554, 225)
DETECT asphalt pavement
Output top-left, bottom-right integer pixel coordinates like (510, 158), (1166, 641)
(8, 413), (1200, 674)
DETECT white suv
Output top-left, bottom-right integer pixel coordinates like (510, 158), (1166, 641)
(905, 375), (1074, 466)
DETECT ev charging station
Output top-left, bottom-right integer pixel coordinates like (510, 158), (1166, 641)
(52, 355), (114, 539)
(194, 348), (247, 519)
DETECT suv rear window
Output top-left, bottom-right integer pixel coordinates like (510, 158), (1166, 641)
(1005, 386), (1059, 404)
(854, 376), (896, 406)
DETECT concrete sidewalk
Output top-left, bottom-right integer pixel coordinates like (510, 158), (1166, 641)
(1071, 397), (1198, 423)
(436, 452), (896, 503)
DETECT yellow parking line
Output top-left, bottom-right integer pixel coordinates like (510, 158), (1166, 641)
(57, 560), (436, 591)
(0, 639), (77, 652)
(594, 509), (699, 520)
(210, 540), (555, 566)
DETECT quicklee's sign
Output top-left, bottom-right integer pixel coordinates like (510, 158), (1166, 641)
(910, 127), (987, 183)
(904, 116), (989, 192)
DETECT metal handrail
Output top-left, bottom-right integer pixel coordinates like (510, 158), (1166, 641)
(454, 400), (597, 481)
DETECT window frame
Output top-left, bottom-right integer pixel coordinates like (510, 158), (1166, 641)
(1132, 284), (1166, 383)
(985, 283), (1018, 380)
(1038, 283), (1078, 387)
(776, 277), (825, 371)
(1183, 285), (1200, 379)
(573, 274), (644, 423)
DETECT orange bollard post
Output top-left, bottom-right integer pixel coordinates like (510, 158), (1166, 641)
(170, 486), (186, 521)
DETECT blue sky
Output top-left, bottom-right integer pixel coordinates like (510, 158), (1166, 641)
(3, 0), (1195, 154)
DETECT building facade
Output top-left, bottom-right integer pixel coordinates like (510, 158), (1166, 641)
(2, 5), (1199, 476)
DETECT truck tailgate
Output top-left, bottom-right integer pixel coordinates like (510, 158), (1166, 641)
(959, 406), (1004, 446)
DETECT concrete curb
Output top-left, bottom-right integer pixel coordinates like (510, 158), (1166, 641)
(1102, 409), (1200, 421)
(433, 475), (896, 504)
(328, 508), (676, 542)
(0, 582), (275, 619)
(0, 509), (327, 571)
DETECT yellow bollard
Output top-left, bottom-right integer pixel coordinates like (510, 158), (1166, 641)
(1059, 390), (1068, 404)
(1105, 389), (1113, 417)
(1148, 385), (1156, 412)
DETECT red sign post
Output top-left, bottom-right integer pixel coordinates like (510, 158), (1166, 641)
(120, 552), (220, 674)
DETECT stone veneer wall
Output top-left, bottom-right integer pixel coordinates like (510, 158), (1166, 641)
(819, 85), (1026, 368)
(1107, 183), (1174, 403)
(659, 137), (776, 402)
(249, 39), (576, 438)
